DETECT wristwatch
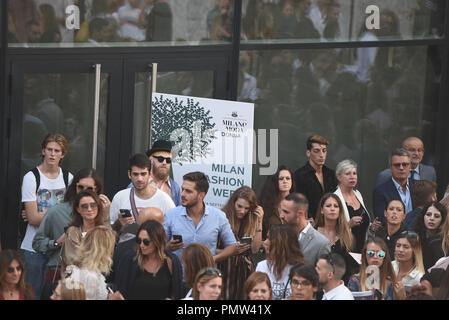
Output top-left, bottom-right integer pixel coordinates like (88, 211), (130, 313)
(53, 241), (59, 248)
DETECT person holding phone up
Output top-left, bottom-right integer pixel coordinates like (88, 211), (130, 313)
(217, 186), (264, 300)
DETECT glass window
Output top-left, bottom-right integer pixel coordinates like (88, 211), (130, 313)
(8, 0), (234, 48)
(22, 73), (109, 178)
(132, 70), (214, 154)
(240, 45), (441, 210)
(241, 0), (445, 44)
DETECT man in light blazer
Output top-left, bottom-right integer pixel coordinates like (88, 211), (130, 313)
(376, 137), (436, 186)
(279, 193), (331, 266)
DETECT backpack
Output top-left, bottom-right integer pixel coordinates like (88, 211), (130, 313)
(18, 167), (70, 242)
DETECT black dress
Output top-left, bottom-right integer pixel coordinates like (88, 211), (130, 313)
(128, 260), (172, 300)
(347, 203), (370, 253)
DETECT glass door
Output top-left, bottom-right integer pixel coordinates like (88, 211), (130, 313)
(4, 59), (122, 248)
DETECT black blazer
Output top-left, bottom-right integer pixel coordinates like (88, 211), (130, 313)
(372, 178), (415, 225)
(294, 162), (338, 220)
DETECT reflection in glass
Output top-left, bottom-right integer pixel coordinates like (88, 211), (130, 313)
(9, 0), (234, 47)
(240, 45), (441, 210)
(132, 71), (214, 155)
(22, 73), (108, 178)
(241, 0), (445, 43)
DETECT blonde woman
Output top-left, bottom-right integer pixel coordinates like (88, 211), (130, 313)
(334, 160), (372, 252)
(392, 231), (425, 300)
(50, 278), (86, 300)
(314, 193), (356, 283)
(66, 225), (121, 300)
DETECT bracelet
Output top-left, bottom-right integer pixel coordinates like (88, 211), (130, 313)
(256, 229), (262, 232)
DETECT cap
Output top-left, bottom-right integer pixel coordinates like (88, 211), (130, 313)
(146, 140), (173, 157)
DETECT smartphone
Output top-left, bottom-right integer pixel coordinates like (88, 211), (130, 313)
(173, 235), (183, 243)
(241, 237), (252, 245)
(120, 209), (132, 218)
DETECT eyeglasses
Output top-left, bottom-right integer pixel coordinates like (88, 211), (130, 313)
(7, 266), (23, 273)
(153, 156), (172, 164)
(199, 267), (222, 278)
(392, 162), (410, 168)
(136, 237), (151, 246)
(366, 250), (386, 258)
(291, 279), (311, 288)
(76, 184), (95, 191)
(80, 202), (98, 210)
(400, 231), (419, 238)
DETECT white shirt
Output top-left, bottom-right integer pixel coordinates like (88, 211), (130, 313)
(256, 260), (292, 300)
(299, 222), (312, 242)
(322, 281), (354, 300)
(110, 188), (175, 224)
(391, 260), (424, 288)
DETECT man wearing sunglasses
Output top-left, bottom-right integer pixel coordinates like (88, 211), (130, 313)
(127, 140), (181, 206)
(373, 148), (416, 225)
(110, 153), (175, 227)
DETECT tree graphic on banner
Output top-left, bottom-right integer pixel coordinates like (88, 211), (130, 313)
(151, 95), (216, 163)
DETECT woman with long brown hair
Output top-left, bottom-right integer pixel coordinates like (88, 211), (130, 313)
(256, 224), (305, 300)
(114, 220), (183, 300)
(0, 250), (34, 300)
(348, 237), (396, 300)
(181, 243), (215, 299)
(314, 193), (357, 283)
(218, 186), (264, 299)
(259, 165), (295, 239)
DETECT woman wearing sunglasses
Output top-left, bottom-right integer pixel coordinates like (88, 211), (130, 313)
(114, 219), (183, 300)
(348, 237), (396, 300)
(392, 231), (425, 300)
(0, 250), (34, 300)
(61, 190), (106, 271)
(191, 267), (223, 300)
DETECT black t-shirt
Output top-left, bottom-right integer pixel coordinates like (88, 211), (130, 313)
(129, 260), (172, 300)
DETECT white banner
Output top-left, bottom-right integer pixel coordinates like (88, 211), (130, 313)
(151, 92), (254, 209)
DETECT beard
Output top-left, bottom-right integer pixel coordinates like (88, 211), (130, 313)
(153, 166), (170, 181)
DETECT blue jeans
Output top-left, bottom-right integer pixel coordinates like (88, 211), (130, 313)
(23, 250), (47, 300)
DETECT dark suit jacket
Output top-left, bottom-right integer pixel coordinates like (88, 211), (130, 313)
(372, 178), (415, 224)
(294, 162), (338, 220)
(376, 163), (437, 187)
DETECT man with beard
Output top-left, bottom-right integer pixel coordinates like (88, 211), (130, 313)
(110, 153), (175, 227)
(128, 140), (181, 206)
(164, 171), (237, 262)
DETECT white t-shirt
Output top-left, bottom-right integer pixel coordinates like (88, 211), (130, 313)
(117, 4), (146, 41)
(256, 260), (292, 300)
(110, 187), (175, 224)
(21, 167), (73, 252)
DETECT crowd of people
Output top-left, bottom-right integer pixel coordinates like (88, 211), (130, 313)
(2, 131), (449, 301)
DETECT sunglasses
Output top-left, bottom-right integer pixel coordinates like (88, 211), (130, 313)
(153, 156), (172, 164)
(366, 250), (386, 258)
(199, 267), (222, 278)
(7, 266), (23, 273)
(80, 202), (98, 210)
(136, 237), (152, 246)
(392, 162), (410, 168)
(76, 184), (95, 191)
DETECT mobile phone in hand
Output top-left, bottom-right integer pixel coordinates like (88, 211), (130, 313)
(173, 235), (183, 243)
(120, 209), (132, 218)
(241, 237), (252, 245)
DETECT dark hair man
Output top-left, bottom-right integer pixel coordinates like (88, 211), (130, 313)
(109, 153), (175, 228)
(279, 193), (330, 266)
(164, 171), (237, 263)
(316, 253), (354, 300)
(293, 135), (338, 222)
(403, 180), (438, 231)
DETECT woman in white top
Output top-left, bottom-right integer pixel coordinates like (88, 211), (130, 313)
(256, 224), (305, 300)
(392, 231), (425, 300)
(334, 159), (371, 253)
(65, 225), (123, 300)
